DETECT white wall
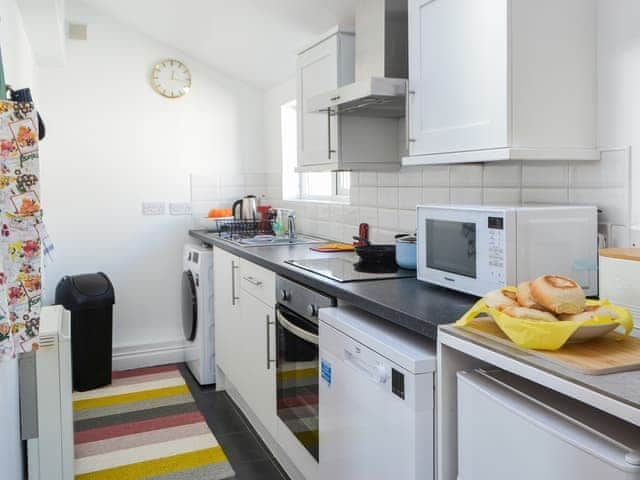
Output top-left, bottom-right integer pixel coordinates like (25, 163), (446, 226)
(0, 0), (36, 477)
(38, 1), (265, 360)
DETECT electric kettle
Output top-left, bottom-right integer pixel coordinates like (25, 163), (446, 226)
(232, 195), (258, 220)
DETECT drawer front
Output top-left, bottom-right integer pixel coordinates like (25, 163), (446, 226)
(239, 258), (276, 306)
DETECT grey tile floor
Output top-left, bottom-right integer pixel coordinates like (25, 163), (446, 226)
(179, 364), (290, 480)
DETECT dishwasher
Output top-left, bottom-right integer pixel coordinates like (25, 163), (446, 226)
(458, 369), (640, 480)
(319, 306), (436, 480)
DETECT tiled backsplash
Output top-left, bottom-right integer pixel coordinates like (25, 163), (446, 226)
(270, 148), (631, 246)
(190, 172), (273, 218)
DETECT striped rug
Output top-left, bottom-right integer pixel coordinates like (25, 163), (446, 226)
(72, 365), (235, 480)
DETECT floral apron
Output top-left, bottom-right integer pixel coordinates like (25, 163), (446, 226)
(0, 100), (41, 359)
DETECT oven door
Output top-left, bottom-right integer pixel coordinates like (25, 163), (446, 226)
(276, 305), (319, 461)
(417, 207), (508, 296)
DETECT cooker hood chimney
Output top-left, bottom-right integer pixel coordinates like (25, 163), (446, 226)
(306, 0), (408, 118)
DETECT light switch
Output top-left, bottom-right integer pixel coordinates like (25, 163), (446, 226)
(169, 202), (192, 216)
(142, 202), (166, 215)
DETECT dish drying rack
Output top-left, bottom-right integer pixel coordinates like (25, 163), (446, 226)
(211, 218), (273, 238)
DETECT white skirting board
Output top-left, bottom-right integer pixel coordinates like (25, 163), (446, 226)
(112, 339), (187, 371)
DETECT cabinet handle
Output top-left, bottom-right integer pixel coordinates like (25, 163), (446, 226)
(243, 276), (263, 287)
(405, 82), (416, 152)
(231, 262), (240, 306)
(266, 314), (275, 370)
(330, 95), (341, 102)
(327, 109), (336, 160)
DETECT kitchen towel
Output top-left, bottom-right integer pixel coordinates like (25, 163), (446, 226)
(0, 99), (42, 359)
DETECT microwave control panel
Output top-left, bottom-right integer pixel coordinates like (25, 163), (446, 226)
(487, 216), (505, 284)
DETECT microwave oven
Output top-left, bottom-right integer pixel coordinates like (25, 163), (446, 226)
(416, 205), (598, 297)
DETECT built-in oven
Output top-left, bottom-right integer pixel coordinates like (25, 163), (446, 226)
(275, 276), (336, 462)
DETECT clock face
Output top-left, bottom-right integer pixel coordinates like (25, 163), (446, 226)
(151, 59), (192, 98)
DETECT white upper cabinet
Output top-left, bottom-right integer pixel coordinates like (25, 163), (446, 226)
(404, 0), (598, 165)
(297, 27), (355, 170)
(297, 26), (403, 172)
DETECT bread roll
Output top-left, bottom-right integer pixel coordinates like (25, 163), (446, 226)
(559, 305), (618, 322)
(484, 288), (518, 310)
(530, 275), (586, 314)
(516, 281), (545, 310)
(502, 306), (559, 322)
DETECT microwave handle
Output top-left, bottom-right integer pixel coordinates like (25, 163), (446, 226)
(276, 309), (318, 345)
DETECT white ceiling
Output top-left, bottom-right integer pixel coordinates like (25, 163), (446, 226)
(79, 0), (358, 89)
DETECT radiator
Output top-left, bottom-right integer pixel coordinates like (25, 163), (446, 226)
(25, 306), (74, 480)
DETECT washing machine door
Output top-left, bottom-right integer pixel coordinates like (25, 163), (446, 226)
(182, 270), (197, 341)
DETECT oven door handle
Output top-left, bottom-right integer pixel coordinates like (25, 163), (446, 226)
(276, 309), (319, 345)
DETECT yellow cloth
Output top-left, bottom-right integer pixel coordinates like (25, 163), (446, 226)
(456, 287), (633, 350)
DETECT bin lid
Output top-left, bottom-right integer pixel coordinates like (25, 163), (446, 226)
(71, 273), (111, 296)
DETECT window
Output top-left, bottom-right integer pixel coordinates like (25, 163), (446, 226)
(281, 100), (350, 203)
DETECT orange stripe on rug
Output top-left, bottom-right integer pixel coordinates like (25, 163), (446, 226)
(75, 446), (227, 480)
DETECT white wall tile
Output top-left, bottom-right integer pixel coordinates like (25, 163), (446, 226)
(349, 186), (360, 206)
(342, 224), (358, 243)
(483, 161), (522, 187)
(371, 228), (397, 244)
(522, 161), (569, 187)
(330, 204), (344, 223)
(378, 208), (399, 230)
(316, 203), (330, 219)
(570, 149), (629, 188)
(378, 172), (399, 187)
(350, 172), (360, 187)
(328, 221), (343, 241)
(570, 187), (629, 224)
(483, 188), (521, 205)
(422, 187), (450, 204)
(398, 210), (417, 232)
(398, 187), (422, 210)
(359, 207), (378, 226)
(245, 173), (267, 187)
(359, 187), (377, 207)
(359, 172), (378, 186)
(343, 206), (360, 225)
(450, 164), (483, 187)
(399, 167), (423, 187)
(377, 187), (399, 209)
(422, 165), (450, 187)
(450, 187), (482, 204)
(522, 188), (569, 204)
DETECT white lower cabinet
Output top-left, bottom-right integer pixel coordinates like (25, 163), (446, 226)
(213, 247), (241, 385)
(237, 289), (277, 437)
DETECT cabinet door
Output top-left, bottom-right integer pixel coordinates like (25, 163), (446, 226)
(297, 35), (340, 168)
(408, 0), (509, 156)
(213, 248), (241, 383)
(237, 292), (277, 436)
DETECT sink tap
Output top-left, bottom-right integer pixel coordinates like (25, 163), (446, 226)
(288, 213), (296, 243)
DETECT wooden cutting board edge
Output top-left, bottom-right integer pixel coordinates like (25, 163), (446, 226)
(460, 318), (640, 376)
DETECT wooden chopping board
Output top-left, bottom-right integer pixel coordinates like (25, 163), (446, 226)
(462, 317), (640, 375)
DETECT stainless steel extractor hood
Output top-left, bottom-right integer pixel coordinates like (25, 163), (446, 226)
(306, 0), (408, 118)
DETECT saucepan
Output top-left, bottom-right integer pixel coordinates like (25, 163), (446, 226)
(395, 234), (417, 270)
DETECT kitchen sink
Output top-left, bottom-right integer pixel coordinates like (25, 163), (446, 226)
(218, 233), (327, 247)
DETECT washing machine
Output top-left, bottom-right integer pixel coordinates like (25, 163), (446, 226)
(182, 245), (215, 385)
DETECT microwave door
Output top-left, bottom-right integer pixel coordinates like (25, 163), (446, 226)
(426, 219), (477, 279)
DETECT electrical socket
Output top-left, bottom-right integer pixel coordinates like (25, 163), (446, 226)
(169, 202), (192, 216)
(142, 202), (166, 215)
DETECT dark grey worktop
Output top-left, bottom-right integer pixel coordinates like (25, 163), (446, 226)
(190, 229), (477, 340)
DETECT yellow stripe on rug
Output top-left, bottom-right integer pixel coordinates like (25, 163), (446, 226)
(74, 385), (190, 411)
(277, 367), (318, 381)
(72, 376), (186, 402)
(75, 446), (227, 480)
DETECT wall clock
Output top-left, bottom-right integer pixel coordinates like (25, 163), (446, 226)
(151, 59), (192, 98)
